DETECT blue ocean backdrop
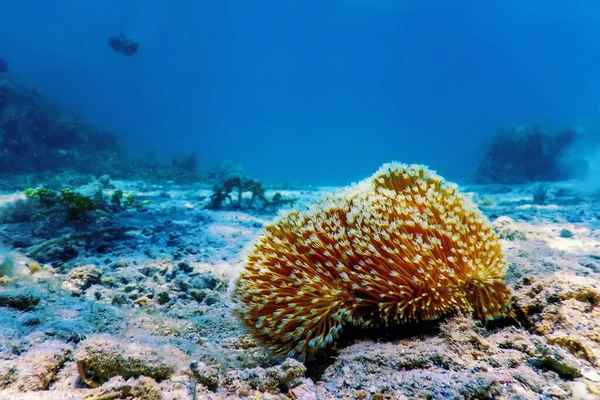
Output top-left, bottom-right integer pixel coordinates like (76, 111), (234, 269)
(1, 0), (599, 185)
(4, 3), (600, 398)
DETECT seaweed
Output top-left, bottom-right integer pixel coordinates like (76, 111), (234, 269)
(24, 187), (57, 207)
(57, 188), (102, 222)
(110, 189), (124, 205)
(24, 186), (138, 224)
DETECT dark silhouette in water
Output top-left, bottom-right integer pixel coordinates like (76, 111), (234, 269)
(473, 125), (585, 184)
(108, 33), (138, 56)
(0, 58), (8, 73)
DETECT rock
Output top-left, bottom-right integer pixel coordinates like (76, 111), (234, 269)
(226, 358), (306, 394)
(288, 378), (321, 400)
(567, 381), (600, 400)
(61, 265), (102, 296)
(0, 290), (40, 310)
(84, 376), (162, 400)
(74, 335), (179, 386)
(582, 369), (600, 382)
(10, 341), (73, 392)
(493, 216), (527, 241)
(190, 361), (220, 391)
(190, 289), (207, 303)
(0, 360), (16, 390)
(156, 291), (170, 305)
(560, 228), (574, 238)
(473, 125), (583, 184)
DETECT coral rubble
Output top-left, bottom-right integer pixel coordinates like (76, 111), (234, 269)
(0, 172), (599, 398)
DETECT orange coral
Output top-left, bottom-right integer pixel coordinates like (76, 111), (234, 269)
(232, 163), (511, 361)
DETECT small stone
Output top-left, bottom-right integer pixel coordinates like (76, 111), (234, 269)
(156, 291), (170, 305)
(190, 361), (220, 392)
(177, 261), (193, 274)
(62, 265), (102, 296)
(559, 229), (574, 238)
(582, 369), (600, 382)
(286, 379), (321, 400)
(190, 289), (207, 303)
(493, 216), (526, 241)
(134, 296), (151, 306)
(0, 360), (16, 389)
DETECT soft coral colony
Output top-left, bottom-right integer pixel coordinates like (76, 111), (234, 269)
(232, 163), (512, 361)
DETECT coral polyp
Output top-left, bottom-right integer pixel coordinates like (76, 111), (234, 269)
(232, 163), (512, 361)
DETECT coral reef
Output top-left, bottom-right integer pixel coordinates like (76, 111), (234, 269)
(473, 124), (586, 184)
(0, 74), (217, 186)
(207, 175), (297, 211)
(0, 75), (126, 176)
(233, 163), (511, 361)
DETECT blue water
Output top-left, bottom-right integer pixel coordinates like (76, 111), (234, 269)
(1, 1), (599, 185)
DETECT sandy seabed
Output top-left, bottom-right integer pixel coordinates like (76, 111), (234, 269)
(0, 177), (599, 400)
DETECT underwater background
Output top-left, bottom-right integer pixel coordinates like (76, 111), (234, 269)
(2, 0), (600, 184)
(3, 1), (600, 399)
